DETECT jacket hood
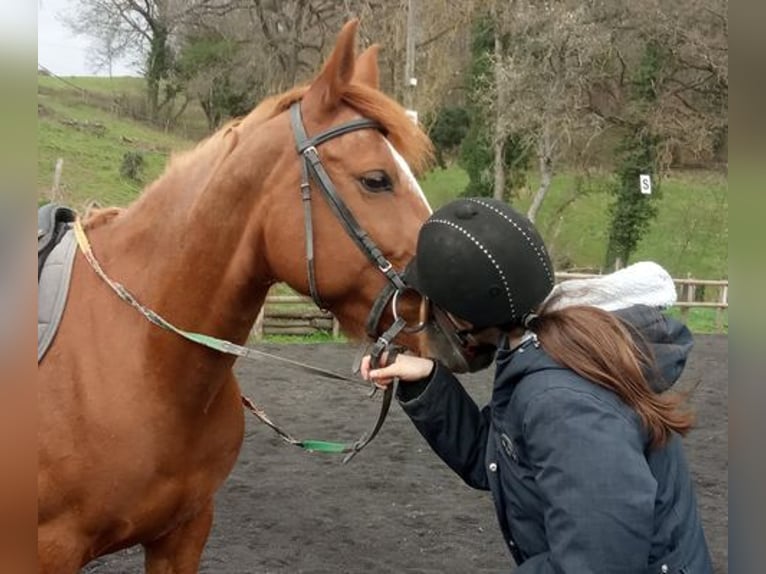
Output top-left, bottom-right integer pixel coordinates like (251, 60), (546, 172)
(613, 304), (694, 392)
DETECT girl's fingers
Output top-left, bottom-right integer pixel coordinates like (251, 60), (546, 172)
(361, 355), (397, 380)
(360, 356), (371, 379)
(363, 354), (433, 383)
(368, 365), (398, 380)
(361, 360), (394, 387)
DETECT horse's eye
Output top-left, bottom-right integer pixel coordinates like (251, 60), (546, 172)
(359, 171), (393, 194)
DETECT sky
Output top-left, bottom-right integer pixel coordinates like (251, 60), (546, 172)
(0, 0), (34, 53)
(37, 0), (137, 76)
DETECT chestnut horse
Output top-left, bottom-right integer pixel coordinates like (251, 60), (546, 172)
(38, 21), (443, 573)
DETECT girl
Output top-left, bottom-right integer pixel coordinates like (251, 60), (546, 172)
(362, 198), (712, 573)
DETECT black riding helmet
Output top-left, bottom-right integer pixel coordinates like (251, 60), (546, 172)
(406, 198), (554, 329)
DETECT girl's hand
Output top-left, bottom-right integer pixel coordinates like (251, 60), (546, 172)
(360, 354), (435, 388)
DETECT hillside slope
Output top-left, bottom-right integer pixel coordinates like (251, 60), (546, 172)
(38, 75), (197, 207)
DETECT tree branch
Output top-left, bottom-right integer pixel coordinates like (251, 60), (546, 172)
(417, 23), (459, 50)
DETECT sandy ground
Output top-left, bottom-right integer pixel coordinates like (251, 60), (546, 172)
(85, 335), (728, 573)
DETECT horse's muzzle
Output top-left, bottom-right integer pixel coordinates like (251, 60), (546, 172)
(422, 305), (497, 374)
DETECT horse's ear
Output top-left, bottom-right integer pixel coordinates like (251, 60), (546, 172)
(353, 44), (380, 89)
(303, 19), (359, 114)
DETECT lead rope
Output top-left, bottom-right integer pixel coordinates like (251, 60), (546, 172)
(72, 218), (402, 462)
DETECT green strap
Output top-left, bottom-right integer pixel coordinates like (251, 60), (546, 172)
(299, 440), (350, 453)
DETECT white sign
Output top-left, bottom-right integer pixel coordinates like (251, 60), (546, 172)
(639, 174), (652, 195)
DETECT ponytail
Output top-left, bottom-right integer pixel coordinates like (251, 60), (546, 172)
(532, 302), (693, 449)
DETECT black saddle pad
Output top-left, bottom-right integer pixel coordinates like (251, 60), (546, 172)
(38, 203), (76, 279)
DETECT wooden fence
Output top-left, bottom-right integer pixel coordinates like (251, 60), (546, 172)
(253, 295), (341, 339)
(548, 272), (728, 331)
(672, 276), (728, 330)
(252, 273), (729, 339)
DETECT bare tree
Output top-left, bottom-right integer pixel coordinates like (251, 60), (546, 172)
(490, 0), (610, 222)
(487, 0), (727, 223)
(65, 0), (240, 120)
(409, 0), (478, 116)
(581, 0), (727, 168)
(65, 0), (177, 118)
(84, 20), (132, 77)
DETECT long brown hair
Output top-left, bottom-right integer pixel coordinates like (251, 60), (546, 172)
(533, 302), (693, 448)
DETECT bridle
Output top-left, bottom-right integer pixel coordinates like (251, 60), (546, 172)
(290, 102), (407, 308)
(289, 101), (425, 366)
(290, 100), (495, 378)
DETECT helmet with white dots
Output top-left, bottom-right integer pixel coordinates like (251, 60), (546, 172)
(406, 198), (554, 328)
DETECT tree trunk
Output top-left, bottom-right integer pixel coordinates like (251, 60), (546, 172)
(492, 0), (505, 201)
(404, 0), (417, 110)
(493, 135), (505, 201)
(287, 0), (308, 85)
(146, 23), (171, 122)
(527, 125), (553, 223)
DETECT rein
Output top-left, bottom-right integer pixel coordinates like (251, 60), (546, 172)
(72, 219), (394, 462)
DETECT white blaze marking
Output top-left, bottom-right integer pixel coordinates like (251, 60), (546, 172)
(385, 140), (432, 214)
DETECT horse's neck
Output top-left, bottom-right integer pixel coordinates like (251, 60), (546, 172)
(89, 138), (275, 394)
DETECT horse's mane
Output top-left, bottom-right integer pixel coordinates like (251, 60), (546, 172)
(82, 206), (123, 230)
(218, 82), (432, 175)
(171, 81), (434, 176)
(84, 82), (433, 228)
(253, 84), (434, 174)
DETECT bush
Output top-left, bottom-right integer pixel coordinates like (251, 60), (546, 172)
(427, 107), (470, 167)
(120, 151), (145, 182)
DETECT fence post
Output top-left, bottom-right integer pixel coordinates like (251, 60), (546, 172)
(51, 158), (64, 202)
(680, 273), (691, 322)
(687, 274), (696, 314)
(716, 284), (728, 332)
(253, 307), (265, 340)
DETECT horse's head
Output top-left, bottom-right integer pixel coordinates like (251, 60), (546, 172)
(226, 21), (484, 370)
(233, 24), (425, 333)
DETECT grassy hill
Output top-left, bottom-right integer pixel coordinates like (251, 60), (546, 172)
(38, 75), (196, 207)
(38, 75), (727, 281)
(518, 170), (727, 280)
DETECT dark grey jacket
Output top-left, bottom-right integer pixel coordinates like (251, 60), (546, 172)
(398, 305), (712, 573)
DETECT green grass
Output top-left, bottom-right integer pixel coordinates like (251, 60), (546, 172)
(38, 79), (196, 208)
(631, 172), (728, 280)
(38, 75), (146, 96)
(38, 75), (210, 139)
(666, 308), (728, 334)
(420, 165), (470, 208)
(416, 165), (728, 281)
(526, 169), (728, 280)
(261, 332), (348, 344)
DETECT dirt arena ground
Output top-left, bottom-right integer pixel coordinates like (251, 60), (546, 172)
(85, 335), (728, 573)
